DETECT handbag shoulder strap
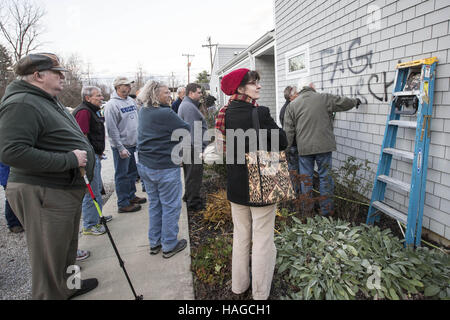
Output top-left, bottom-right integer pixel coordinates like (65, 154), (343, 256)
(251, 107), (260, 132)
(251, 107), (262, 151)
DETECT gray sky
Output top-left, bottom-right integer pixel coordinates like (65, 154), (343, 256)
(34, 0), (274, 85)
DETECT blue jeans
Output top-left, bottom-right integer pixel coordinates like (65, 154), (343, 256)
(112, 146), (138, 208)
(137, 163), (182, 252)
(287, 146), (300, 193)
(3, 185), (22, 229)
(81, 155), (103, 229)
(298, 152), (334, 216)
(287, 146), (299, 173)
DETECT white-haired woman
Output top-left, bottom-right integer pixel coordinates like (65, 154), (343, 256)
(136, 81), (190, 258)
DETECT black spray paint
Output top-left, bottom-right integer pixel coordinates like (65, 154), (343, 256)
(320, 37), (394, 103)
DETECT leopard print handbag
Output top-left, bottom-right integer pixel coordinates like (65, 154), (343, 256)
(245, 108), (296, 205)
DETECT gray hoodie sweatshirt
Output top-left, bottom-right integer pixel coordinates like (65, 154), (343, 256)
(104, 91), (138, 152)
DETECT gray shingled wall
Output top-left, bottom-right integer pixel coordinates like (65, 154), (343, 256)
(274, 0), (450, 239)
(256, 55), (277, 117)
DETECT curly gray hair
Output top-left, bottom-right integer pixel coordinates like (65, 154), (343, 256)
(137, 80), (168, 107)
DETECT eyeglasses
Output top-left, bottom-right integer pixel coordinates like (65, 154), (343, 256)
(247, 80), (260, 86)
(38, 70), (64, 78)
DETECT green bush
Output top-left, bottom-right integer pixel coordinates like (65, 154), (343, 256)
(329, 156), (374, 222)
(275, 215), (450, 300)
(205, 108), (218, 129)
(204, 158), (227, 182)
(191, 236), (232, 286)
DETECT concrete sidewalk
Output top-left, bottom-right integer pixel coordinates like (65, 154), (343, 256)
(74, 186), (195, 300)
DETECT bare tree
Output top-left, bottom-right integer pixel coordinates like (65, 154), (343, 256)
(58, 54), (84, 109)
(57, 54), (111, 108)
(0, 0), (46, 62)
(84, 62), (93, 85)
(95, 83), (111, 102)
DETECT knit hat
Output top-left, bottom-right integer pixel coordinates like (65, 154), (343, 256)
(220, 68), (250, 96)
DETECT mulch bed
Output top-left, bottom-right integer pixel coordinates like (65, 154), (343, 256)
(187, 167), (239, 299)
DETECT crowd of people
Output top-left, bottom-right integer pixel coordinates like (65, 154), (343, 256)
(0, 52), (360, 300)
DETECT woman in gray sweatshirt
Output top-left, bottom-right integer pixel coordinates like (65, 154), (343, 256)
(136, 81), (190, 259)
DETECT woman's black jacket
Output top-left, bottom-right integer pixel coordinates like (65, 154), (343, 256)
(225, 100), (288, 206)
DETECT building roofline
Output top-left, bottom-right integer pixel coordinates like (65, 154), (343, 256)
(212, 45), (249, 69)
(217, 29), (275, 75)
(217, 44), (248, 49)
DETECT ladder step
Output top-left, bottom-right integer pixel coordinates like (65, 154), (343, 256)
(372, 201), (407, 224)
(388, 120), (417, 128)
(368, 57), (438, 246)
(383, 148), (414, 160)
(392, 90), (421, 96)
(377, 175), (411, 192)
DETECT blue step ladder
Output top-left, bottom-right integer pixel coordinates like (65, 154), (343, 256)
(366, 57), (438, 248)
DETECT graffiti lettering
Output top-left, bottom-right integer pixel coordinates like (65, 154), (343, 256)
(348, 37), (373, 74)
(352, 77), (367, 104)
(368, 72), (395, 102)
(331, 47), (345, 84)
(320, 48), (334, 89)
(320, 37), (393, 102)
(332, 77), (367, 104)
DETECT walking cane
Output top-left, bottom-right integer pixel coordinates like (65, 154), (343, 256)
(80, 167), (143, 300)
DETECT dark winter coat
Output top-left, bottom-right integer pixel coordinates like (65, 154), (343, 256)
(284, 86), (357, 156)
(279, 99), (290, 128)
(72, 101), (106, 155)
(225, 100), (288, 206)
(171, 98), (182, 114)
(0, 80), (95, 189)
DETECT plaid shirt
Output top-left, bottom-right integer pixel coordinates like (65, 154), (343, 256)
(214, 94), (258, 153)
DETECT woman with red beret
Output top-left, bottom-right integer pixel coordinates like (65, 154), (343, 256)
(215, 68), (288, 300)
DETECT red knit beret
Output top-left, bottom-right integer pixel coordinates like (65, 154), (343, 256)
(220, 68), (250, 96)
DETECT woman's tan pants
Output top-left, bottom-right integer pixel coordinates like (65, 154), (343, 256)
(230, 202), (277, 300)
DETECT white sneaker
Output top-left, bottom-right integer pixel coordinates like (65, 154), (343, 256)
(76, 249), (90, 261)
(82, 224), (106, 235)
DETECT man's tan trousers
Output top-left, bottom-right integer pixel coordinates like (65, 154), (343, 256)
(7, 182), (85, 300)
(230, 202), (277, 300)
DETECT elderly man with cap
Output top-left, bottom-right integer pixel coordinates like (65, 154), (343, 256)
(0, 53), (98, 299)
(104, 76), (146, 213)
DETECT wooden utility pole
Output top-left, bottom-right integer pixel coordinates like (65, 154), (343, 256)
(182, 53), (195, 83)
(136, 65), (144, 89)
(170, 72), (175, 99)
(85, 62), (92, 85)
(202, 36), (218, 75)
